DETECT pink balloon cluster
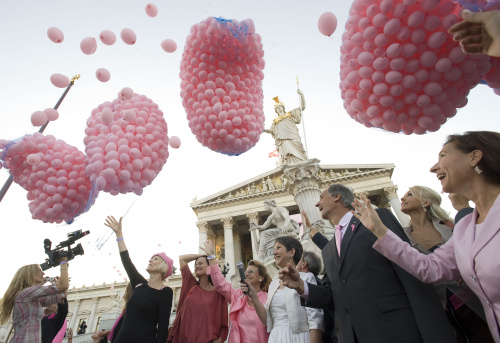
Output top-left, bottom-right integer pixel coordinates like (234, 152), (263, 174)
(84, 88), (169, 195)
(0, 133), (97, 223)
(180, 17), (265, 156)
(340, 0), (492, 134)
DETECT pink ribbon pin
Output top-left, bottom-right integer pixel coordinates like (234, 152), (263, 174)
(351, 224), (355, 231)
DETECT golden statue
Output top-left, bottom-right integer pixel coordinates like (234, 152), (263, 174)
(264, 89), (307, 165)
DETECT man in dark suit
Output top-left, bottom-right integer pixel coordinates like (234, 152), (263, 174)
(280, 184), (457, 343)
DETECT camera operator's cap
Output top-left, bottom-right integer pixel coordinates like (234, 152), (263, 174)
(152, 252), (173, 279)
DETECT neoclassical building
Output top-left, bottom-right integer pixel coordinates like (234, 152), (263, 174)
(191, 158), (409, 285)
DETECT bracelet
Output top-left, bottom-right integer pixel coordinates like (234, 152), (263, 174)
(60, 261), (68, 265)
(116, 238), (123, 241)
(207, 254), (216, 260)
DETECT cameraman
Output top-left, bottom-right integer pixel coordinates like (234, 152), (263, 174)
(41, 279), (69, 343)
(0, 257), (69, 343)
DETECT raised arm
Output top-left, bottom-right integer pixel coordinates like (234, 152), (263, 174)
(258, 210), (278, 231)
(179, 254), (201, 269)
(297, 89), (306, 110)
(105, 216), (127, 252)
(105, 216), (146, 286)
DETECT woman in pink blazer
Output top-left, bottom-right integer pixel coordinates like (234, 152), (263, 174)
(351, 131), (500, 342)
(203, 241), (271, 343)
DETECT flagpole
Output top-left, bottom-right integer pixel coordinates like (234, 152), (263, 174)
(296, 77), (308, 159)
(0, 74), (80, 203)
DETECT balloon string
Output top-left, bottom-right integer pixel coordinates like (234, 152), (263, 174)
(93, 195), (140, 254)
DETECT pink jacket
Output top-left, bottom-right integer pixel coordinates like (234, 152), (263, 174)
(207, 265), (269, 343)
(373, 195), (500, 342)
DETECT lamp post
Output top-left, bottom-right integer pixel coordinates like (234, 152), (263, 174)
(219, 262), (230, 278)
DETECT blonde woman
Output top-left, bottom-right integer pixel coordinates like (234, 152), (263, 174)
(0, 259), (69, 343)
(400, 186), (454, 254)
(105, 216), (173, 343)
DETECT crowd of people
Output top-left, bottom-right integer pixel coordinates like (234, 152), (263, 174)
(0, 10), (499, 343)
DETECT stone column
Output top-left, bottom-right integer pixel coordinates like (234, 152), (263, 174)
(283, 159), (323, 224)
(88, 297), (99, 332)
(246, 212), (260, 259)
(221, 217), (235, 281)
(233, 232), (243, 265)
(383, 186), (410, 227)
(196, 221), (210, 255)
(70, 299), (81, 333)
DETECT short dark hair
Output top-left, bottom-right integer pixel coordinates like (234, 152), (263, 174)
(275, 236), (303, 266)
(446, 131), (500, 185)
(328, 184), (355, 210)
(302, 251), (322, 276)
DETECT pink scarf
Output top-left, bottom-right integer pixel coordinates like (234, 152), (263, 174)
(108, 310), (125, 341)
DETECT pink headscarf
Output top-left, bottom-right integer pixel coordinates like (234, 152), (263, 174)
(152, 252), (173, 279)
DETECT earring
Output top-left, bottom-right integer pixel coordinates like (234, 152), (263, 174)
(422, 206), (427, 212)
(474, 166), (483, 175)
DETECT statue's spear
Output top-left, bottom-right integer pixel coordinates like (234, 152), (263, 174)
(0, 74), (80, 203)
(296, 76), (308, 158)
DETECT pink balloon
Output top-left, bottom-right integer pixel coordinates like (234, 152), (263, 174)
(31, 111), (48, 127)
(169, 136), (181, 149)
(339, 0), (491, 134)
(80, 37), (97, 55)
(50, 73), (69, 88)
(180, 17), (265, 156)
(121, 28), (136, 45)
(119, 87), (134, 100)
(27, 154), (41, 165)
(0, 133), (97, 224)
(44, 108), (59, 121)
(145, 3), (158, 17)
(47, 27), (64, 43)
(100, 30), (116, 45)
(96, 68), (110, 82)
(161, 39), (177, 53)
(84, 91), (169, 195)
(318, 12), (338, 36)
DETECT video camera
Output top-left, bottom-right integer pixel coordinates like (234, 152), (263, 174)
(40, 230), (90, 271)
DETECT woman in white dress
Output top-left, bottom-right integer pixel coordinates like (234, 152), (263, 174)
(243, 236), (324, 343)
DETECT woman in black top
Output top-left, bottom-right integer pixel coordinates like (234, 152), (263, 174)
(105, 216), (174, 343)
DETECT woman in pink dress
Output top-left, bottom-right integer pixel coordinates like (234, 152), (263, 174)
(0, 259), (69, 343)
(168, 249), (229, 343)
(203, 240), (271, 343)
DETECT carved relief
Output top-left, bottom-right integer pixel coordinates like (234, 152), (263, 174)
(383, 186), (399, 200)
(196, 221), (210, 233)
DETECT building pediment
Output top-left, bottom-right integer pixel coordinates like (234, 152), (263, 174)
(191, 162), (394, 211)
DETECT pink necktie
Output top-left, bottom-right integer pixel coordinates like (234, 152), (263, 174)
(335, 225), (342, 257)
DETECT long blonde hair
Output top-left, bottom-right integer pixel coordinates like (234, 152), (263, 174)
(409, 186), (453, 225)
(122, 283), (133, 313)
(0, 264), (40, 325)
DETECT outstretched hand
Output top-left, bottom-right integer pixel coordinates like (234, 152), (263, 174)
(104, 216), (123, 234)
(301, 210), (312, 229)
(449, 10), (500, 57)
(351, 196), (388, 239)
(200, 240), (215, 256)
(279, 263), (304, 294)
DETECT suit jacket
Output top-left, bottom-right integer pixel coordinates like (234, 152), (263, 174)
(306, 208), (457, 343)
(374, 195), (500, 342)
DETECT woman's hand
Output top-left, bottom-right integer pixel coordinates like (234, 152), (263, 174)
(301, 210), (312, 229)
(351, 196), (388, 239)
(200, 240), (215, 256)
(449, 10), (500, 57)
(241, 280), (259, 301)
(212, 338), (223, 343)
(105, 216), (123, 235)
